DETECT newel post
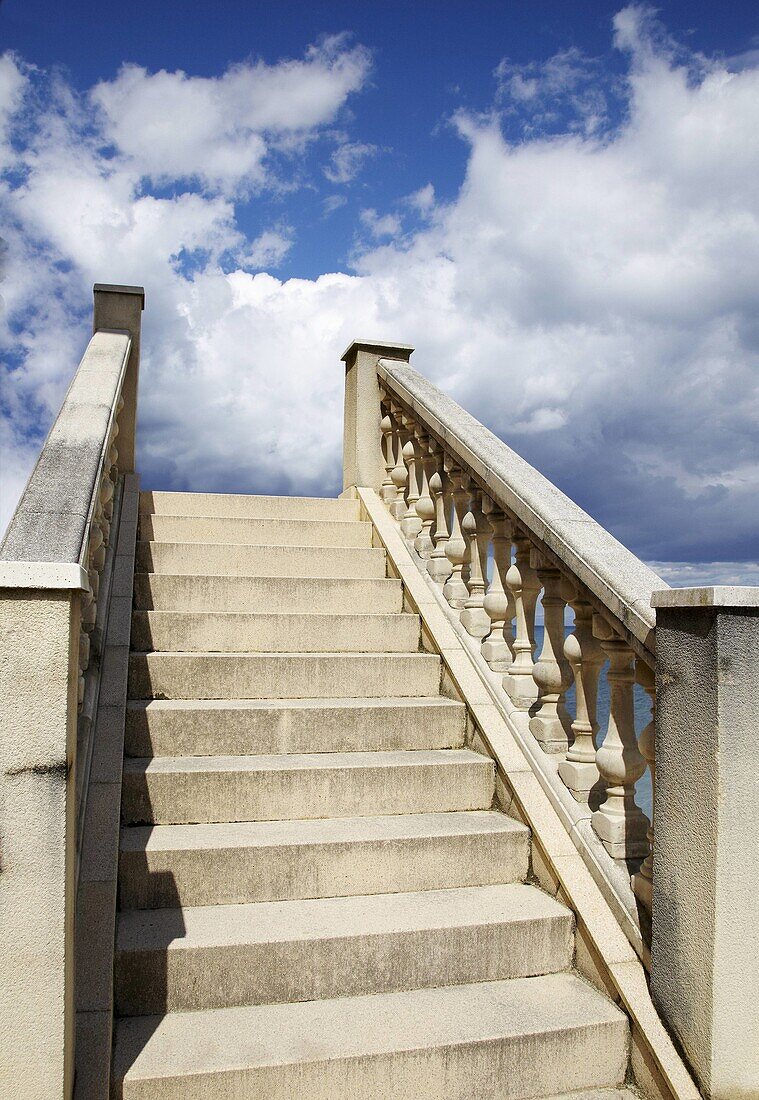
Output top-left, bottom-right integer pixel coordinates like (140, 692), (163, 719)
(93, 283), (145, 474)
(650, 586), (759, 1100)
(340, 340), (414, 494)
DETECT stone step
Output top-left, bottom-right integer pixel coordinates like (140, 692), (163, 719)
(140, 490), (361, 521)
(115, 883), (574, 1015)
(120, 749), (495, 825)
(118, 810), (528, 908)
(130, 611), (420, 654)
(111, 973), (629, 1099)
(125, 697), (466, 757)
(139, 514), (373, 547)
(136, 541), (387, 578)
(133, 573), (403, 614)
(128, 651), (442, 701)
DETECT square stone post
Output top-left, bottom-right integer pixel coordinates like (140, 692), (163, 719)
(650, 586), (759, 1100)
(93, 283), (144, 474)
(340, 339), (413, 493)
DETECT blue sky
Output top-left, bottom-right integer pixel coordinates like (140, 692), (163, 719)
(1, 1), (758, 582)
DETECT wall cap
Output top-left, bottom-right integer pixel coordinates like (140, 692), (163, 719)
(0, 561), (88, 590)
(341, 339), (414, 363)
(652, 585), (759, 609)
(93, 283), (145, 309)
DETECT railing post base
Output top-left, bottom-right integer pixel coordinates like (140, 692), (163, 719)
(651, 586), (759, 1100)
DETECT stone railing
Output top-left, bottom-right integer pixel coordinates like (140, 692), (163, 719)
(340, 339), (758, 1100)
(0, 284), (143, 1099)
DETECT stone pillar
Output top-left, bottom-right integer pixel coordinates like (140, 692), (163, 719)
(93, 283), (145, 474)
(0, 569), (84, 1100)
(340, 340), (413, 493)
(651, 586), (759, 1100)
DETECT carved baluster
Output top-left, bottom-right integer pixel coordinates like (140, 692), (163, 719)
(559, 593), (604, 801)
(591, 617), (650, 860)
(443, 462), (470, 608)
(481, 504), (514, 670)
(632, 660), (656, 908)
(400, 414), (422, 541)
(503, 532), (540, 708)
(460, 482), (492, 638)
(414, 430), (435, 558)
(427, 447), (453, 586)
(529, 555), (573, 753)
(380, 402), (397, 507)
(389, 402), (407, 521)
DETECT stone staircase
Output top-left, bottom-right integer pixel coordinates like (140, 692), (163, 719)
(111, 490), (633, 1099)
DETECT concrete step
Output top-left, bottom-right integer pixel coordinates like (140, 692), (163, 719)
(135, 541), (387, 578)
(125, 696), (466, 757)
(139, 514), (373, 547)
(133, 573), (403, 614)
(120, 749), (495, 825)
(140, 490), (361, 521)
(111, 973), (629, 1099)
(118, 810), (529, 908)
(128, 651), (442, 700)
(130, 611), (420, 654)
(115, 883), (574, 1015)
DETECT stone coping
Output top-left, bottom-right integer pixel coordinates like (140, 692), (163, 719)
(341, 339), (415, 363)
(379, 358), (666, 656)
(652, 585), (759, 609)
(0, 330), (130, 569)
(0, 561), (89, 590)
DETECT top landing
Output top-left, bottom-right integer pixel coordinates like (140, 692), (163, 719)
(139, 491), (361, 522)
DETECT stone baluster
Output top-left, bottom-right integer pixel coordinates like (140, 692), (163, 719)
(559, 593), (604, 801)
(379, 402), (397, 508)
(503, 532), (540, 708)
(529, 554), (573, 753)
(591, 616), (650, 860)
(427, 446), (453, 586)
(400, 413), (422, 541)
(481, 503), (515, 670)
(443, 461), (470, 609)
(632, 659), (655, 909)
(460, 481), (492, 638)
(389, 402), (408, 521)
(414, 429), (435, 558)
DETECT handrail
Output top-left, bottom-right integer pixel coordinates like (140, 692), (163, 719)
(338, 341), (664, 948)
(378, 358), (667, 662)
(0, 284), (143, 1098)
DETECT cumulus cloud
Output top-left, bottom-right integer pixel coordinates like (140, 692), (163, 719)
(2, 7), (758, 576)
(91, 35), (371, 194)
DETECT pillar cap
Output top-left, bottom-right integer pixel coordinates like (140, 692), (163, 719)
(341, 339), (414, 363)
(94, 283), (145, 309)
(652, 585), (759, 609)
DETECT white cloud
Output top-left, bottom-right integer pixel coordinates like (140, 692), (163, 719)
(360, 207), (403, 239)
(90, 35), (371, 194)
(324, 139), (378, 183)
(2, 8), (759, 570)
(241, 227), (294, 269)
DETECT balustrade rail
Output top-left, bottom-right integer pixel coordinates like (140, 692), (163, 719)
(339, 340), (758, 1098)
(371, 355), (667, 924)
(0, 283), (143, 1098)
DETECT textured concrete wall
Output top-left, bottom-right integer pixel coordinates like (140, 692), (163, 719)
(0, 590), (80, 1099)
(653, 594), (759, 1099)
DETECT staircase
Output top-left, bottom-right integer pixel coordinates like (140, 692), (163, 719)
(111, 489), (633, 1099)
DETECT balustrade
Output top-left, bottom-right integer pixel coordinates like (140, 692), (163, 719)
(370, 362), (662, 910)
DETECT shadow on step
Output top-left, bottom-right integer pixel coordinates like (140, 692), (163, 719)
(113, 813), (186, 1092)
